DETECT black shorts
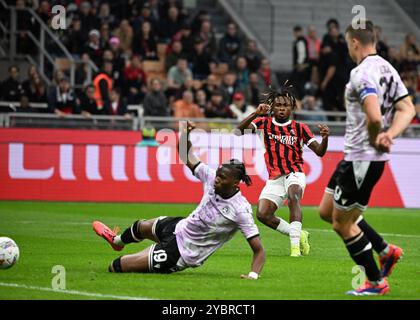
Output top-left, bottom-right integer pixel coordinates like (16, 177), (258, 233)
(326, 160), (385, 211)
(148, 216), (185, 274)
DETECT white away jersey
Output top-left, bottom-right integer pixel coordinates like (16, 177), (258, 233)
(174, 163), (259, 267)
(344, 54), (409, 161)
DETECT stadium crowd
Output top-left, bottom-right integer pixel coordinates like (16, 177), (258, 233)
(0, 0), (419, 124)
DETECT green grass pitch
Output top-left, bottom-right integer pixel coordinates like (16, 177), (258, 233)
(0, 201), (419, 300)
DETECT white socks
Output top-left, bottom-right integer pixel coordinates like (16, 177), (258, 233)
(276, 218), (291, 235)
(289, 221), (302, 248)
(113, 235), (124, 246)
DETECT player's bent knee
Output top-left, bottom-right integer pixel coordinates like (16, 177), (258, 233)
(256, 208), (272, 223)
(319, 208), (332, 223)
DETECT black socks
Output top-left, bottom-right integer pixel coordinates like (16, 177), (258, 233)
(357, 218), (388, 254)
(120, 220), (143, 244)
(344, 232), (381, 282)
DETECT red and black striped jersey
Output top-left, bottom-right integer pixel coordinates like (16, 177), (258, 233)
(251, 117), (316, 179)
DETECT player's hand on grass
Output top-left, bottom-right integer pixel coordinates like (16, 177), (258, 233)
(375, 131), (393, 153)
(318, 124), (330, 138)
(255, 104), (271, 116)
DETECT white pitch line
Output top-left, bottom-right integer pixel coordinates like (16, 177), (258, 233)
(306, 228), (420, 239)
(0, 282), (151, 300)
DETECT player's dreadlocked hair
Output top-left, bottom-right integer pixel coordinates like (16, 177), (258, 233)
(222, 159), (252, 186)
(261, 81), (298, 112)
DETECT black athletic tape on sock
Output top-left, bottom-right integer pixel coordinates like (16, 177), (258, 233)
(344, 232), (381, 282)
(357, 218), (387, 254)
(121, 220), (143, 244)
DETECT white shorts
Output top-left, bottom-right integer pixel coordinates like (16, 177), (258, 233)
(259, 172), (306, 208)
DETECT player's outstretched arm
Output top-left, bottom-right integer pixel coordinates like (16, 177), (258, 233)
(308, 124), (330, 157)
(235, 104), (270, 135)
(178, 120), (200, 171)
(376, 96), (416, 150)
(240, 236), (265, 280)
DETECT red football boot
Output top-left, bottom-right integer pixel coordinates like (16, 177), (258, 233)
(93, 221), (124, 251)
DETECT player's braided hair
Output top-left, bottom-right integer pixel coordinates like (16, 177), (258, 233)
(222, 159), (252, 186)
(262, 81), (298, 112)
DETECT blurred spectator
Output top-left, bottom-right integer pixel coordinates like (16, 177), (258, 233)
(191, 37), (214, 80)
(291, 25), (309, 99)
(400, 50), (419, 75)
(400, 33), (420, 62)
(48, 77), (79, 116)
(205, 91), (233, 118)
(321, 19), (351, 100)
(388, 46), (401, 71)
(132, 2), (159, 32)
(123, 55), (148, 104)
(196, 20), (217, 56)
(220, 71), (239, 105)
(133, 21), (158, 60)
(15, 0), (34, 54)
(173, 90), (204, 118)
(98, 2), (116, 29)
(258, 58), (278, 88)
(229, 92), (256, 121)
(66, 17), (86, 56)
(37, 0), (51, 25)
(306, 26), (321, 64)
(165, 41), (185, 72)
(244, 39), (263, 73)
(143, 78), (169, 116)
(17, 95), (34, 113)
(298, 83), (327, 122)
(191, 9), (210, 35)
(93, 62), (113, 112)
(100, 23), (112, 49)
(306, 25), (321, 83)
(104, 88), (130, 117)
(203, 73), (220, 98)
(113, 19), (134, 53)
(22, 66), (47, 103)
(234, 57), (250, 90)
(78, 1), (99, 34)
(79, 84), (100, 116)
(159, 6), (184, 43)
(245, 72), (265, 107)
(167, 57), (193, 93)
(375, 26), (389, 61)
(109, 37), (126, 76)
(1, 65), (24, 102)
(172, 24), (194, 59)
(218, 22), (243, 68)
(75, 53), (92, 88)
(195, 89), (208, 114)
(84, 29), (103, 67)
(318, 43), (341, 114)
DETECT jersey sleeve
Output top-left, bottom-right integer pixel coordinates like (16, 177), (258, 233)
(251, 117), (265, 131)
(237, 206), (260, 240)
(352, 68), (378, 103)
(301, 123), (316, 146)
(193, 162), (216, 187)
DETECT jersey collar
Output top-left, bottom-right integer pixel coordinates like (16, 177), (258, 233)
(272, 118), (291, 126)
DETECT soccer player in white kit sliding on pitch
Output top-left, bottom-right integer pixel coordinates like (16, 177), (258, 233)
(92, 121), (265, 280)
(318, 20), (415, 295)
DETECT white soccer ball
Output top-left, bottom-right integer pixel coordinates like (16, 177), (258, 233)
(0, 237), (20, 269)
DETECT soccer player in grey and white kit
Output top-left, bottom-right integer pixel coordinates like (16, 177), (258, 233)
(318, 20), (415, 295)
(93, 121), (265, 280)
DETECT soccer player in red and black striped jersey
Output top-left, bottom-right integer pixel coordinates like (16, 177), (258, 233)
(237, 84), (329, 257)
